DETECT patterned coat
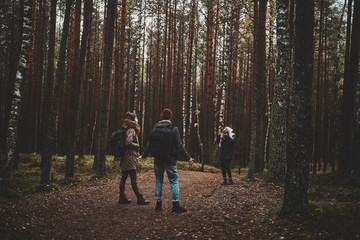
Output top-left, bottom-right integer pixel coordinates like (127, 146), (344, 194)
(120, 119), (140, 171)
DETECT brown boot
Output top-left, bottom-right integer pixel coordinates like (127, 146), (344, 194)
(137, 194), (150, 205)
(119, 193), (131, 204)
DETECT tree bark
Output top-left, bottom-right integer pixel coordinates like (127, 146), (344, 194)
(254, 0), (267, 172)
(65, 0), (82, 179)
(340, 0), (360, 174)
(78, 0), (93, 157)
(282, 0), (314, 213)
(43, 0), (73, 179)
(163, 0), (170, 107)
(117, 0), (127, 126)
(313, 0), (325, 175)
(0, 2), (22, 152)
(1, 0), (32, 190)
(94, 0), (117, 177)
(248, 0), (258, 178)
(152, 4), (161, 126)
(203, 0), (215, 165)
(268, 0), (290, 182)
(184, 0), (196, 149)
(41, 0), (57, 184)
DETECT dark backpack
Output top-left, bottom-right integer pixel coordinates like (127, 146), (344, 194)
(108, 126), (127, 157)
(149, 124), (174, 159)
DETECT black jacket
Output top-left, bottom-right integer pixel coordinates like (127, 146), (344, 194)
(217, 134), (235, 160)
(142, 120), (191, 165)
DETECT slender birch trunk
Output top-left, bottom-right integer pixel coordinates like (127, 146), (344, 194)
(268, 0), (290, 182)
(1, 0), (32, 190)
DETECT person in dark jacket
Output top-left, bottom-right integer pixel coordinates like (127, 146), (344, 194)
(217, 126), (235, 185)
(139, 108), (194, 213)
(119, 112), (150, 205)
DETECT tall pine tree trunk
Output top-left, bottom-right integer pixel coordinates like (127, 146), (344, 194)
(152, 4), (161, 126)
(184, 0), (196, 148)
(329, 0), (347, 172)
(163, 0), (170, 107)
(65, 0), (82, 179)
(78, 0), (93, 158)
(254, 0), (267, 173)
(94, 0), (117, 177)
(41, 0), (57, 184)
(340, 0), (360, 174)
(203, 0), (215, 165)
(248, 0), (259, 178)
(42, 0), (73, 182)
(282, 0), (314, 213)
(313, 0), (325, 175)
(138, 1), (146, 146)
(117, 0), (126, 126)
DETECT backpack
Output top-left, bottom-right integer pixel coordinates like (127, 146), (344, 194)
(108, 126), (127, 158)
(149, 124), (174, 159)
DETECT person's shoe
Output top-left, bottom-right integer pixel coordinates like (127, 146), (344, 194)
(137, 194), (150, 205)
(221, 179), (228, 185)
(155, 200), (162, 211)
(172, 201), (187, 213)
(228, 179), (234, 185)
(118, 194), (131, 204)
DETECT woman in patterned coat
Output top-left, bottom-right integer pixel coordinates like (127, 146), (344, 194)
(119, 112), (150, 205)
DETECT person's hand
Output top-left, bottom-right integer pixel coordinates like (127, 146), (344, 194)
(188, 158), (194, 166)
(137, 156), (143, 160)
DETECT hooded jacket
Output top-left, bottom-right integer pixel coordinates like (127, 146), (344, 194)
(120, 119), (140, 171)
(142, 120), (191, 165)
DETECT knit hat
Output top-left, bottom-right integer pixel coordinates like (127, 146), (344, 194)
(125, 112), (136, 121)
(161, 108), (173, 120)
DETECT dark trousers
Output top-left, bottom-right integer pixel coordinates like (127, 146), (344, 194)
(221, 158), (232, 179)
(120, 169), (140, 197)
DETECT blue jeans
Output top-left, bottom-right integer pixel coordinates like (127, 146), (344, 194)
(154, 163), (179, 202)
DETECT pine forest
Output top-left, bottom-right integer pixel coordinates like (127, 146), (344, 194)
(1, 0), (359, 239)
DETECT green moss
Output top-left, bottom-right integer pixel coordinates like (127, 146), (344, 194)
(0, 154), (106, 199)
(175, 160), (221, 173)
(136, 158), (223, 173)
(137, 157), (154, 172)
(280, 173), (360, 239)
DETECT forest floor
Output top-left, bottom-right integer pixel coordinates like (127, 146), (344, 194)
(1, 169), (360, 240)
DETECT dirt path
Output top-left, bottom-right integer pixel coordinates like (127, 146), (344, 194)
(1, 170), (287, 239)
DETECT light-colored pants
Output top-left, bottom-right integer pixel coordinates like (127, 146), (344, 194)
(154, 163), (179, 202)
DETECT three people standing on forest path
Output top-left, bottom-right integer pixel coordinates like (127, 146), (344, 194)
(217, 126), (235, 185)
(139, 108), (194, 213)
(118, 112), (150, 205)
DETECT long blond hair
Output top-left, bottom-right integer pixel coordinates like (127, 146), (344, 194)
(224, 126), (235, 140)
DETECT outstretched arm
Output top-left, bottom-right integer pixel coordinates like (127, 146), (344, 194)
(173, 126), (192, 162)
